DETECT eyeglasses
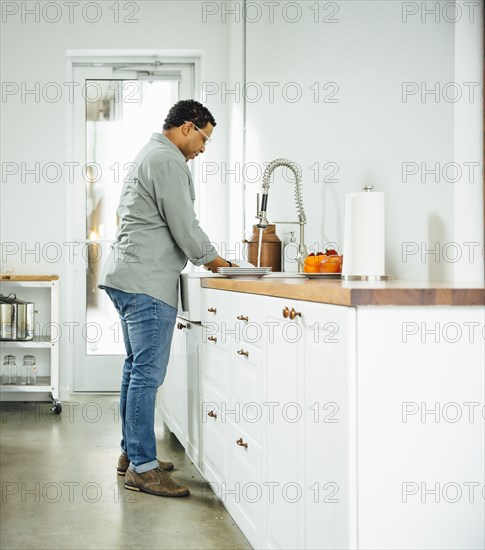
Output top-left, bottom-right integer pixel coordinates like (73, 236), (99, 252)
(185, 121), (212, 145)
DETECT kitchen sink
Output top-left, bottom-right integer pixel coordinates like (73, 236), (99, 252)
(179, 272), (218, 321)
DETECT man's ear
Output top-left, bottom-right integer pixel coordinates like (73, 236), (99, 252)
(181, 122), (191, 137)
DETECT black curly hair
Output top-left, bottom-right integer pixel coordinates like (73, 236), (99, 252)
(163, 100), (217, 131)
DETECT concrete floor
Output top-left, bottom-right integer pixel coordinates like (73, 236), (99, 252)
(0, 395), (251, 550)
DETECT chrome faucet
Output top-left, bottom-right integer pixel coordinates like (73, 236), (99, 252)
(256, 158), (308, 271)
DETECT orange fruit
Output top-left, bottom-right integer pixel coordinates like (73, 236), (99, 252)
(303, 264), (319, 273)
(304, 254), (327, 266)
(319, 255), (343, 273)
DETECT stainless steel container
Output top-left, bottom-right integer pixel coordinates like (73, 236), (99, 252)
(0, 299), (16, 340)
(0, 294), (35, 341)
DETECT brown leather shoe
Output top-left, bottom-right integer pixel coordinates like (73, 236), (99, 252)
(117, 454), (174, 476)
(124, 467), (190, 497)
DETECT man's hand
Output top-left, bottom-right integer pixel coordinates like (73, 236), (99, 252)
(204, 256), (239, 273)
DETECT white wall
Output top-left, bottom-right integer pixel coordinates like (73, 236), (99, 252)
(0, 0), (231, 397)
(1, 0), (483, 396)
(454, 1), (484, 282)
(223, 0), (483, 282)
(0, 0), (231, 250)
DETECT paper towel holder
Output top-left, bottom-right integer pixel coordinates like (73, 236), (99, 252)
(341, 184), (393, 281)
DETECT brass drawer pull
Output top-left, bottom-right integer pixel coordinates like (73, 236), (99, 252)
(208, 336), (217, 342)
(237, 315), (249, 322)
(289, 308), (301, 320)
(177, 322), (187, 330)
(236, 437), (248, 449)
(207, 307), (217, 314)
(208, 410), (217, 419)
(237, 349), (249, 357)
(282, 306), (289, 318)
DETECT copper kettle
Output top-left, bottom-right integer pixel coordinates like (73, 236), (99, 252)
(244, 225), (281, 271)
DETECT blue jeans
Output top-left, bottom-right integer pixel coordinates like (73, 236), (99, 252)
(103, 287), (177, 473)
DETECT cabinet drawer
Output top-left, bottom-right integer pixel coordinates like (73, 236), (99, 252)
(200, 388), (226, 430)
(201, 288), (233, 328)
(201, 393), (228, 494)
(233, 293), (263, 348)
(202, 336), (232, 404)
(233, 342), (263, 443)
(226, 421), (262, 550)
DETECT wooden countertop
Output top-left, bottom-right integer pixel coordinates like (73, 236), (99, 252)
(1, 275), (59, 281)
(201, 277), (485, 306)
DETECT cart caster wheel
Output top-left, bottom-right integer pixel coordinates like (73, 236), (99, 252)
(51, 402), (62, 414)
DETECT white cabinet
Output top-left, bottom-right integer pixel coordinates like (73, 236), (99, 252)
(185, 322), (202, 467)
(156, 317), (200, 467)
(261, 296), (356, 550)
(201, 332), (232, 491)
(233, 340), (263, 443)
(200, 289), (356, 550)
(197, 288), (484, 550)
(0, 275), (61, 413)
(157, 319), (181, 435)
(200, 289), (236, 501)
(170, 319), (188, 446)
(227, 418), (263, 546)
(355, 306), (484, 550)
(227, 292), (264, 548)
(300, 301), (357, 550)
(200, 289), (264, 549)
(261, 296), (304, 550)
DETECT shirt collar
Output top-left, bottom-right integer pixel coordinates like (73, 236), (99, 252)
(151, 132), (186, 161)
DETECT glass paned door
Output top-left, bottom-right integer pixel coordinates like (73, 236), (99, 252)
(72, 63), (193, 391)
(85, 79), (177, 355)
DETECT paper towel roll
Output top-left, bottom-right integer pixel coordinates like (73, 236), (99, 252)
(342, 190), (385, 277)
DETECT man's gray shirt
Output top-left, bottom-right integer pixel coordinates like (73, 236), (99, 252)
(98, 133), (218, 309)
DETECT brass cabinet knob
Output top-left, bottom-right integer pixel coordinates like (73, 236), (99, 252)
(208, 335), (217, 342)
(289, 308), (301, 320)
(177, 322), (187, 330)
(207, 307), (217, 314)
(237, 315), (249, 322)
(208, 410), (217, 419)
(236, 437), (248, 448)
(237, 349), (249, 357)
(282, 306), (290, 318)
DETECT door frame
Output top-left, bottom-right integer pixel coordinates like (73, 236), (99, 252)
(64, 50), (202, 393)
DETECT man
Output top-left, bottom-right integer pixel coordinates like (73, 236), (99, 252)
(98, 100), (236, 498)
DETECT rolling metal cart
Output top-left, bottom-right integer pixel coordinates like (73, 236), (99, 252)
(0, 275), (62, 414)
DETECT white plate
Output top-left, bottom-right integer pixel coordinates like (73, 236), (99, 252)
(218, 267), (270, 270)
(217, 271), (271, 277)
(218, 273), (270, 279)
(302, 273), (342, 279)
(217, 267), (272, 278)
(218, 268), (272, 273)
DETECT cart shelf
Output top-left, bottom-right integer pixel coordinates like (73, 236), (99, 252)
(0, 276), (61, 413)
